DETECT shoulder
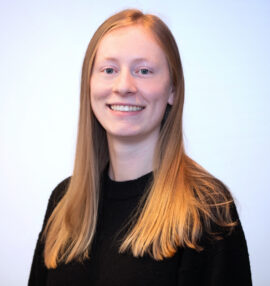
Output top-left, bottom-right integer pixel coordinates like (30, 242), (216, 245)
(48, 176), (71, 209)
(194, 178), (242, 242)
(41, 176), (71, 230)
(200, 196), (249, 261)
(178, 200), (252, 284)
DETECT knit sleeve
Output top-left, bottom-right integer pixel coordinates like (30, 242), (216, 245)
(28, 177), (71, 286)
(177, 202), (252, 286)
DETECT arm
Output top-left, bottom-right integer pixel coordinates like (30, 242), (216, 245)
(177, 203), (252, 285)
(204, 212), (252, 285)
(28, 177), (71, 286)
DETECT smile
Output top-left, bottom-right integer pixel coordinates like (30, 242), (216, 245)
(108, 105), (145, 112)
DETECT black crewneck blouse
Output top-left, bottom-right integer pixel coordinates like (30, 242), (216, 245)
(28, 169), (252, 286)
(103, 169), (153, 200)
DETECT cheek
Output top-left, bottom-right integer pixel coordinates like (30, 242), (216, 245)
(90, 79), (111, 102)
(140, 80), (171, 102)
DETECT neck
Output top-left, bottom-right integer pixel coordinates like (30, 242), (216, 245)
(106, 132), (158, 182)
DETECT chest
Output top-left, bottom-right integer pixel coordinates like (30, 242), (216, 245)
(46, 197), (181, 286)
(46, 244), (180, 286)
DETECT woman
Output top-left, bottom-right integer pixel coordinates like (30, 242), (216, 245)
(28, 9), (252, 286)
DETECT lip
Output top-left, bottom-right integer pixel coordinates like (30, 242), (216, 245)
(106, 103), (145, 108)
(106, 103), (145, 115)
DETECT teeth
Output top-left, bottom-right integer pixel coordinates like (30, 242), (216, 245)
(110, 105), (144, 112)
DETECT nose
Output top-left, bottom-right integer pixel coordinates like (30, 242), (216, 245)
(112, 68), (137, 95)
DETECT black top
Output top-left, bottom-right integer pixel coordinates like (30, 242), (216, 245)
(28, 169), (252, 285)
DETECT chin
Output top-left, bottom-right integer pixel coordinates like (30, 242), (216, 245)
(106, 128), (143, 138)
(108, 132), (141, 138)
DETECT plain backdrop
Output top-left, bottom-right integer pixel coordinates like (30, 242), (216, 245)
(0, 0), (269, 285)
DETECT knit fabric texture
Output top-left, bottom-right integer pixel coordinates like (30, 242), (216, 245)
(28, 168), (252, 285)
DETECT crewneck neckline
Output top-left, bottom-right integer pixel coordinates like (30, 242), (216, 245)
(102, 167), (153, 200)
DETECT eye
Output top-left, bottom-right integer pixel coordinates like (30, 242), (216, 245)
(103, 67), (115, 74)
(140, 68), (150, 75)
(136, 67), (153, 76)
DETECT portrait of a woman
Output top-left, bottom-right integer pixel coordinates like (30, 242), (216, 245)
(28, 9), (252, 286)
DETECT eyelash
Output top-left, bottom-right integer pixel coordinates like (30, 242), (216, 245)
(136, 68), (152, 75)
(101, 67), (153, 75)
(103, 67), (116, 74)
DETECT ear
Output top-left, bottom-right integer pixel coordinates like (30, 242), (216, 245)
(167, 86), (175, 105)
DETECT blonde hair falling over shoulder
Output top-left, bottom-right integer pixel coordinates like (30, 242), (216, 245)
(42, 9), (236, 268)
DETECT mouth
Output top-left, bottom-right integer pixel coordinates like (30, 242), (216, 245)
(107, 104), (145, 112)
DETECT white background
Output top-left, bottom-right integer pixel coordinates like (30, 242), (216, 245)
(0, 0), (269, 285)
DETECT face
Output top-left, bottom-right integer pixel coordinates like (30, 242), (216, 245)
(90, 24), (174, 141)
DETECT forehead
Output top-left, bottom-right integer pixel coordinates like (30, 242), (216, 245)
(95, 25), (167, 63)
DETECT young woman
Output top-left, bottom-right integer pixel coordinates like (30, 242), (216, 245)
(28, 9), (252, 286)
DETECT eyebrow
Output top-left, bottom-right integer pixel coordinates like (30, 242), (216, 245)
(100, 57), (151, 63)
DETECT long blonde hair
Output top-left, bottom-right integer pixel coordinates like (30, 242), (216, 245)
(42, 9), (236, 268)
